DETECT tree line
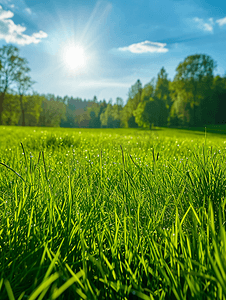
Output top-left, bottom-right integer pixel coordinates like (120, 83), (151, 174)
(0, 44), (226, 128)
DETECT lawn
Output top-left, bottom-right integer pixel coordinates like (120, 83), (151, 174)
(0, 126), (226, 299)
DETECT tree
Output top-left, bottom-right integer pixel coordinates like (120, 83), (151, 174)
(14, 58), (35, 126)
(155, 67), (172, 125)
(133, 81), (157, 128)
(2, 94), (20, 125)
(116, 97), (123, 107)
(121, 79), (142, 127)
(0, 45), (24, 125)
(99, 99), (122, 128)
(134, 100), (160, 128)
(113, 97), (123, 127)
(18, 93), (43, 126)
(170, 54), (216, 126)
(100, 103), (113, 127)
(212, 75), (226, 124)
(174, 54), (216, 81)
(87, 97), (103, 128)
(128, 79), (142, 99)
(38, 96), (66, 127)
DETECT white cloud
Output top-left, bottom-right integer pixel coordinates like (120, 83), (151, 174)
(193, 17), (214, 32)
(216, 17), (226, 27)
(118, 40), (169, 54)
(0, 6), (14, 20)
(32, 31), (48, 39)
(25, 7), (32, 15)
(0, 5), (47, 45)
(1, 0), (34, 15)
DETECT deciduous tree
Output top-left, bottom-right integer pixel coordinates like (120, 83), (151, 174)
(14, 57), (35, 126)
(121, 80), (142, 127)
(133, 81), (156, 128)
(170, 54), (216, 126)
(155, 67), (171, 125)
(0, 45), (23, 124)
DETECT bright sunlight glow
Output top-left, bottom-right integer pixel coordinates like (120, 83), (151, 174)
(63, 44), (86, 71)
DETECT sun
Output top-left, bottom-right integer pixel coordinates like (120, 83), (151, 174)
(63, 44), (86, 71)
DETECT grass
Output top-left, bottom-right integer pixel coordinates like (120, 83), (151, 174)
(0, 125), (226, 299)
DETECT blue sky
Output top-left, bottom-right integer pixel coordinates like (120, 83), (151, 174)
(0, 0), (226, 103)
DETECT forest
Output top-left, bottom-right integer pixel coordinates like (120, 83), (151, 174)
(0, 44), (226, 128)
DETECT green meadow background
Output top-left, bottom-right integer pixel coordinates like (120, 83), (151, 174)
(1, 126), (226, 299)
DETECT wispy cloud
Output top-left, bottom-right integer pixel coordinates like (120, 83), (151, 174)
(118, 40), (169, 54)
(0, 5), (47, 45)
(193, 17), (214, 32)
(0, 0), (29, 12)
(216, 17), (226, 27)
(25, 7), (32, 15)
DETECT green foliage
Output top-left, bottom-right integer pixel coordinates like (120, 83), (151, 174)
(14, 56), (35, 126)
(2, 94), (20, 125)
(133, 77), (170, 128)
(135, 100), (160, 128)
(0, 45), (31, 125)
(174, 54), (216, 81)
(133, 82), (155, 128)
(212, 75), (226, 124)
(170, 54), (216, 126)
(1, 93), (44, 126)
(17, 94), (43, 126)
(38, 96), (66, 127)
(100, 102), (122, 128)
(62, 97), (90, 128)
(121, 79), (142, 127)
(0, 45), (21, 94)
(155, 67), (171, 125)
(87, 99), (103, 128)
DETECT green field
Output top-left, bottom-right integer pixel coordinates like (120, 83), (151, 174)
(1, 126), (226, 299)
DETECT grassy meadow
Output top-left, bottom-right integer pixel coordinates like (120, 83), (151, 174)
(0, 125), (226, 299)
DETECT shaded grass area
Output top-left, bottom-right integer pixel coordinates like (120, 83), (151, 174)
(0, 126), (226, 299)
(166, 124), (226, 136)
